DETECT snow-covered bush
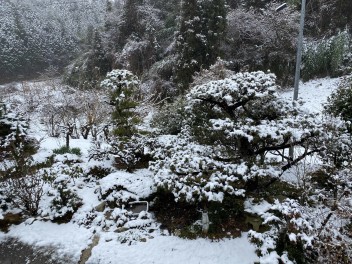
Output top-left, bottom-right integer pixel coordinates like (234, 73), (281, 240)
(151, 134), (246, 204)
(97, 170), (155, 210)
(150, 71), (337, 254)
(85, 165), (113, 181)
(0, 104), (47, 216)
(187, 71), (323, 166)
(90, 134), (153, 172)
(247, 191), (352, 263)
(152, 71), (325, 205)
(318, 118), (352, 169)
(0, 104), (36, 162)
(243, 115), (352, 263)
(1, 174), (44, 216)
(191, 58), (234, 87)
(99, 181), (140, 209)
(89, 71), (153, 171)
(151, 97), (186, 135)
(111, 208), (154, 229)
(325, 75), (352, 125)
(39, 163), (83, 221)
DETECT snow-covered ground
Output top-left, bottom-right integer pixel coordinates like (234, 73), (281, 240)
(280, 77), (340, 113)
(87, 233), (258, 264)
(279, 77), (341, 183)
(0, 76), (341, 264)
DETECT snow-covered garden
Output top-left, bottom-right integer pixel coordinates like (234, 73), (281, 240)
(0, 68), (351, 264)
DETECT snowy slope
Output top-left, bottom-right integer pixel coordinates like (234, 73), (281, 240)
(280, 77), (340, 113)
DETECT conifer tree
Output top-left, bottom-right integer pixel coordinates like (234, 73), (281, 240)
(92, 30), (111, 76)
(118, 0), (144, 48)
(174, 0), (227, 92)
(100, 69), (140, 138)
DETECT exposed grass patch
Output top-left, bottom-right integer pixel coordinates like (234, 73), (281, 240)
(53, 146), (82, 156)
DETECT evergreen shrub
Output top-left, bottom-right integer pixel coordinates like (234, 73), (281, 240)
(151, 97), (186, 135)
(325, 75), (352, 123)
(100, 69), (141, 138)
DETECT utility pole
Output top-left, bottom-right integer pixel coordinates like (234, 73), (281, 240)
(289, 0), (306, 159)
(293, 0), (307, 101)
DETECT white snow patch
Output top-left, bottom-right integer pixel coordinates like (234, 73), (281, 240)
(245, 199), (272, 215)
(87, 233), (259, 264)
(99, 169), (155, 199)
(280, 77), (340, 113)
(1, 221), (92, 261)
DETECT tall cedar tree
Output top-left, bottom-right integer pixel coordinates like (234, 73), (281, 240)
(117, 0), (144, 49)
(175, 0), (227, 92)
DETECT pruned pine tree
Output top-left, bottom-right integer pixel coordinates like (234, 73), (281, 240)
(91, 69), (153, 172)
(100, 69), (140, 138)
(175, 0), (227, 92)
(152, 71), (325, 204)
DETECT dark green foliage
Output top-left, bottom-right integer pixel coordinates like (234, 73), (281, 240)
(305, 0), (352, 37)
(117, 0), (143, 49)
(101, 70), (141, 138)
(325, 75), (352, 123)
(152, 189), (248, 239)
(174, 0), (227, 91)
(276, 232), (306, 264)
(241, 0), (272, 9)
(97, 134), (154, 172)
(51, 185), (82, 223)
(151, 189), (203, 236)
(0, 122), (11, 140)
(65, 30), (112, 89)
(91, 30), (112, 78)
(149, 0), (179, 42)
(151, 97), (186, 135)
(302, 31), (350, 81)
(53, 146), (82, 156)
(86, 166), (112, 180)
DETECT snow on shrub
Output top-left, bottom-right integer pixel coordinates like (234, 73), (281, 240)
(148, 71), (352, 262)
(186, 71), (324, 170)
(98, 170), (155, 207)
(100, 69), (141, 138)
(325, 74), (352, 125)
(100, 69), (140, 91)
(151, 134), (246, 203)
(89, 134), (154, 172)
(151, 71), (325, 206)
(39, 163), (83, 221)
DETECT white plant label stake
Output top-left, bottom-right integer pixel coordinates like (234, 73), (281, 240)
(202, 211), (210, 234)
